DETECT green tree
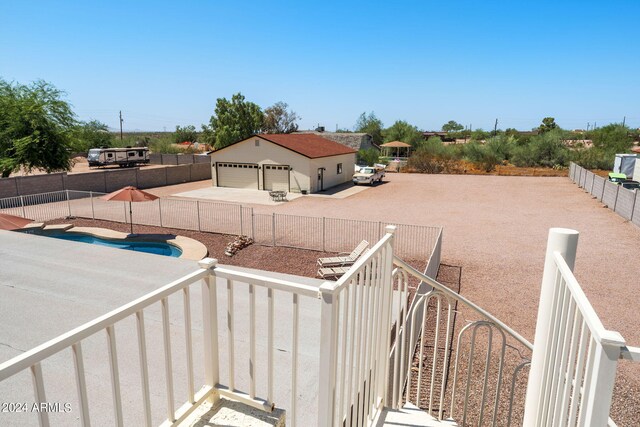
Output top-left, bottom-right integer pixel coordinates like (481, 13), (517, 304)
(263, 102), (299, 134)
(357, 148), (380, 166)
(538, 117), (558, 133)
(71, 120), (114, 152)
(383, 120), (423, 146)
(205, 93), (264, 149)
(173, 125), (198, 144)
(442, 120), (464, 133)
(354, 112), (384, 145)
(588, 123), (633, 153)
(0, 79), (76, 177)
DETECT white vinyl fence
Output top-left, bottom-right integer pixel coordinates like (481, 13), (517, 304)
(0, 190), (442, 261)
(569, 162), (640, 228)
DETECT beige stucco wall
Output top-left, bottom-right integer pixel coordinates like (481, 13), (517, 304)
(309, 153), (356, 192)
(210, 136), (355, 193)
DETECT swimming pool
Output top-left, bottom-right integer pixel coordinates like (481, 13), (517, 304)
(49, 234), (183, 257)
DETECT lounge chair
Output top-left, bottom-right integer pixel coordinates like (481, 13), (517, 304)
(318, 265), (351, 280)
(317, 240), (368, 268)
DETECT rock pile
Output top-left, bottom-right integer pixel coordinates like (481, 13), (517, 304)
(224, 235), (254, 257)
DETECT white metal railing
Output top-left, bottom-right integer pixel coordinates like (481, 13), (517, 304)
(317, 225), (396, 427)
(0, 261), (215, 427)
(389, 257), (534, 426)
(523, 228), (628, 427)
(2, 225), (633, 427)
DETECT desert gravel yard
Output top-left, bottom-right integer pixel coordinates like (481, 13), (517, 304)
(244, 172), (640, 425)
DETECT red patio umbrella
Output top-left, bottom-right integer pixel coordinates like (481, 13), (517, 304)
(101, 186), (159, 234)
(0, 213), (34, 231)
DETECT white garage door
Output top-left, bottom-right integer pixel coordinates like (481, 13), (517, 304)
(263, 164), (290, 191)
(216, 162), (259, 189)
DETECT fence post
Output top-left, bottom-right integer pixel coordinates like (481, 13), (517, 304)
(601, 179), (606, 201)
(20, 195), (26, 218)
(322, 217), (326, 252)
(196, 201), (201, 232)
(90, 191), (95, 219)
(251, 209), (255, 240)
(199, 258), (220, 404)
(631, 190), (638, 222)
(66, 190), (71, 217)
(612, 185), (620, 211)
(159, 199), (163, 228)
(523, 228), (579, 426)
(317, 283), (338, 427)
(239, 205), (243, 236)
(272, 213), (276, 247)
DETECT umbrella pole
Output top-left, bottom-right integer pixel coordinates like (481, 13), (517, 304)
(129, 201), (133, 235)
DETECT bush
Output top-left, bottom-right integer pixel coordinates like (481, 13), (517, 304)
(463, 141), (500, 172)
(511, 129), (569, 168)
(407, 137), (461, 173)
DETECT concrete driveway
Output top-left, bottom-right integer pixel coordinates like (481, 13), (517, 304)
(173, 186), (303, 205)
(172, 182), (372, 205)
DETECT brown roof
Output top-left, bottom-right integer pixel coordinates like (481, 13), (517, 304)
(257, 134), (356, 158)
(381, 141), (412, 148)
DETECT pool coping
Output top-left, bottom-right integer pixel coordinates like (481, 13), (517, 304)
(36, 225), (208, 261)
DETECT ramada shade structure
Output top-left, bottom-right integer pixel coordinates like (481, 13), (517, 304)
(0, 213), (33, 231)
(380, 141), (412, 158)
(101, 186), (159, 234)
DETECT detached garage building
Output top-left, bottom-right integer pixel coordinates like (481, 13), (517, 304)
(210, 134), (356, 193)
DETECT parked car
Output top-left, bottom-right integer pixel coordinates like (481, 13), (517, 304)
(352, 165), (385, 185)
(620, 180), (640, 190)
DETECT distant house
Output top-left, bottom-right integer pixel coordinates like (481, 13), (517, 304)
(293, 130), (377, 152)
(209, 134), (356, 193)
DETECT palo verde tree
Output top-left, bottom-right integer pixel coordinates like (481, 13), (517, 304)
(204, 93), (264, 149)
(263, 102), (299, 134)
(0, 79), (76, 177)
(354, 112), (384, 145)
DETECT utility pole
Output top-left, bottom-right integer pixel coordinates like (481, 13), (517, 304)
(623, 116), (626, 127)
(494, 118), (498, 135)
(119, 111), (124, 141)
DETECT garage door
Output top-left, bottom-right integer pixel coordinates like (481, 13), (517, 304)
(216, 162), (259, 189)
(263, 164), (290, 191)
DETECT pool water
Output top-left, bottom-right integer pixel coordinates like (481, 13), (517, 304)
(50, 234), (183, 257)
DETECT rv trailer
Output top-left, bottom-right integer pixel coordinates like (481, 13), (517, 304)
(87, 147), (150, 168)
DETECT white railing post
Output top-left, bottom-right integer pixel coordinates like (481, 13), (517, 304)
(580, 336), (625, 426)
(199, 258), (219, 403)
(523, 228), (579, 426)
(317, 283), (338, 427)
(378, 226), (396, 407)
(66, 190), (71, 217)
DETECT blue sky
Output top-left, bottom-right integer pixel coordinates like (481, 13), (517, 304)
(1, 1), (638, 132)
